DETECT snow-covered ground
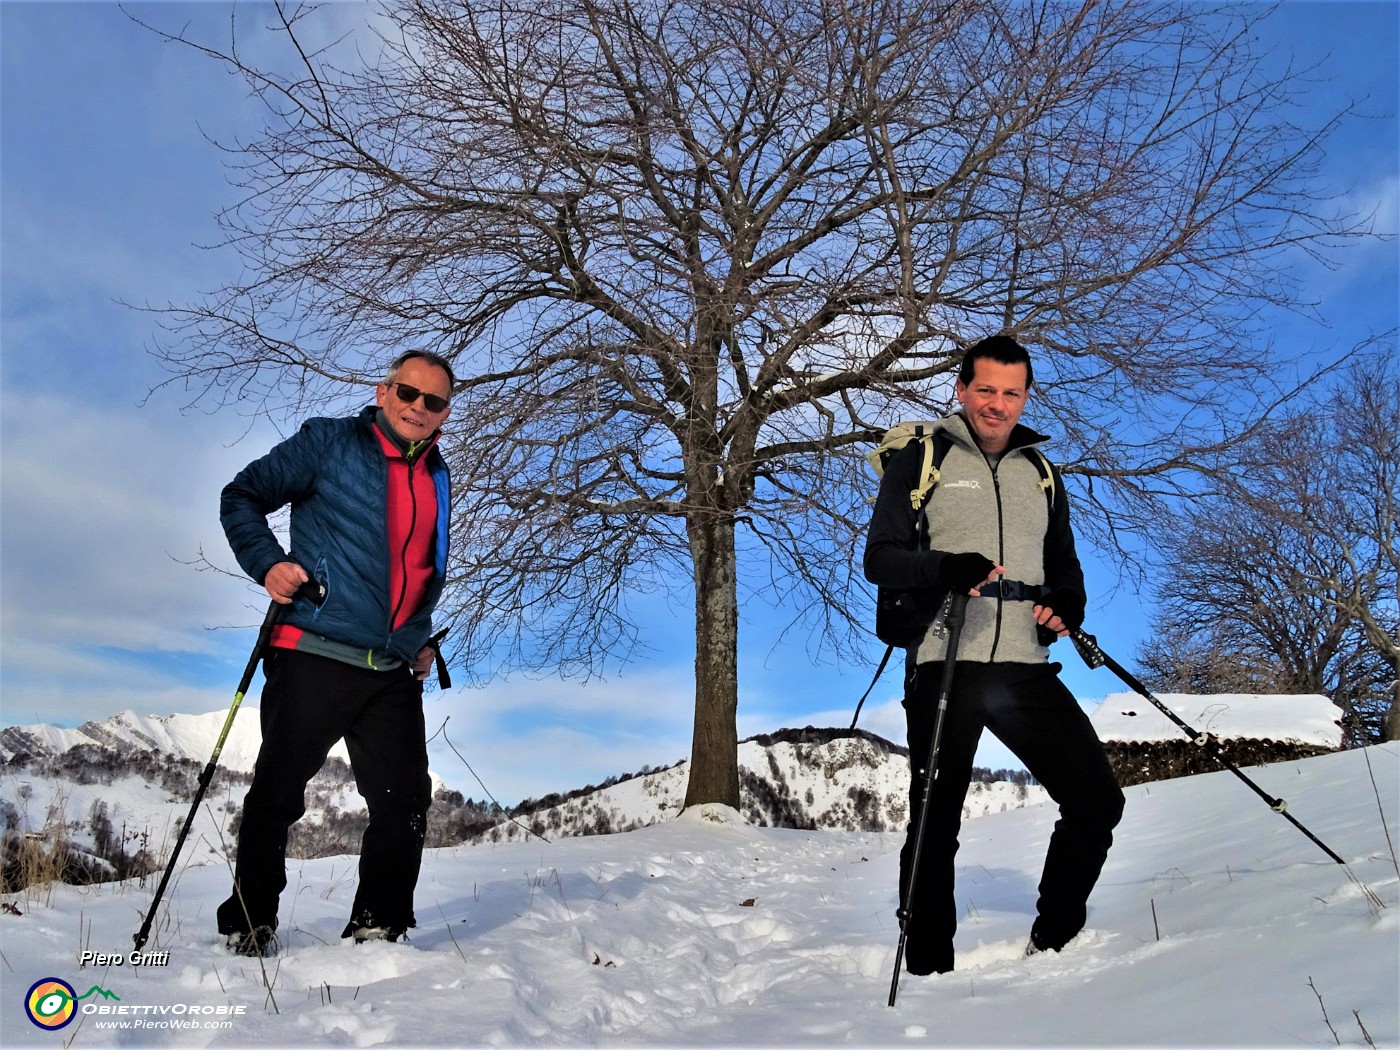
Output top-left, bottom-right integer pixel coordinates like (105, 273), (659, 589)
(3, 745), (1395, 1048)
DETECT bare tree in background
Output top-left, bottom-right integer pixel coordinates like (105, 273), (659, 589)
(1139, 351), (1400, 745)
(145, 0), (1371, 807)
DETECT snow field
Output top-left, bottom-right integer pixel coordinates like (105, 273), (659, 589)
(1, 747), (1395, 1048)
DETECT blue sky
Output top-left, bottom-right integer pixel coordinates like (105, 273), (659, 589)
(2, 1), (1396, 804)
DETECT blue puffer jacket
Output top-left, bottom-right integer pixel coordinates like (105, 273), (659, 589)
(221, 406), (451, 663)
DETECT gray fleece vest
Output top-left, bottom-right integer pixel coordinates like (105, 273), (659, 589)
(914, 415), (1051, 665)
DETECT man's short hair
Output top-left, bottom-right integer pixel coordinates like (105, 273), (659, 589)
(385, 350), (456, 390)
(958, 335), (1034, 389)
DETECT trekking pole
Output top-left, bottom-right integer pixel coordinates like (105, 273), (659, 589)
(133, 581), (324, 951)
(1068, 628), (1347, 864)
(889, 591), (968, 1008)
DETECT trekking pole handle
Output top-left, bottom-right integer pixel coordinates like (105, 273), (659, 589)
(1070, 628), (1107, 670)
(427, 626), (452, 689)
(294, 580), (327, 606)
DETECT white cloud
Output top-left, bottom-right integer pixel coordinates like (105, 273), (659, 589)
(0, 390), (286, 716)
(1349, 171), (1400, 239)
(423, 669), (700, 804)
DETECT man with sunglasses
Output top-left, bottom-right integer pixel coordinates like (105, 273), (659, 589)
(216, 350), (455, 956)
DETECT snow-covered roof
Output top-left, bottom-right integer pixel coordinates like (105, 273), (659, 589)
(1088, 692), (1342, 749)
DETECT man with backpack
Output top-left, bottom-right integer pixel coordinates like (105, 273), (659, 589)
(216, 350), (455, 956)
(863, 335), (1124, 976)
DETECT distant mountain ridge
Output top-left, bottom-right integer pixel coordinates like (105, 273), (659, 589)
(1, 709), (1046, 891)
(0, 707), (346, 773)
(488, 725), (1042, 842)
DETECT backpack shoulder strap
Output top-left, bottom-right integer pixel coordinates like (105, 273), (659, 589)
(1021, 447), (1057, 512)
(910, 431), (953, 512)
(867, 421), (950, 511)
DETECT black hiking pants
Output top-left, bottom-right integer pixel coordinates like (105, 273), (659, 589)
(900, 659), (1124, 971)
(216, 649), (432, 938)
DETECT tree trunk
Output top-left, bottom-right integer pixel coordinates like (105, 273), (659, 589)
(1384, 676), (1400, 743)
(682, 510), (741, 810)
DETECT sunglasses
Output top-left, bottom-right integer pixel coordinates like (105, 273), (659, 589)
(391, 383), (450, 413)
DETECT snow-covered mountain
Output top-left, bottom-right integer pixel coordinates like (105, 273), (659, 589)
(0, 710), (1044, 889)
(0, 707), (344, 776)
(484, 727), (1041, 843)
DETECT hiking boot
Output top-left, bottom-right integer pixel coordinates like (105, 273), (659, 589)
(225, 926), (278, 958)
(904, 937), (953, 976)
(901, 921), (953, 976)
(1026, 924), (1080, 957)
(348, 925), (404, 944)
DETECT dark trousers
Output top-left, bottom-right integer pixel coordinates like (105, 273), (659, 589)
(216, 649), (432, 937)
(901, 660), (1124, 968)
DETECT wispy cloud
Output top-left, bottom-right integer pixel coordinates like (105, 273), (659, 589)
(0, 390), (285, 718)
(424, 668), (699, 804)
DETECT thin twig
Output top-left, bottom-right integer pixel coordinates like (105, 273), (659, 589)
(1307, 977), (1340, 1045)
(435, 901), (470, 964)
(427, 716), (551, 844)
(1353, 1010), (1375, 1049)
(1360, 746), (1398, 879)
(209, 805), (279, 1013)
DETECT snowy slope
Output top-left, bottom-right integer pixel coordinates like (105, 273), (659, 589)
(2, 744), (1394, 1048)
(2, 713), (1046, 848)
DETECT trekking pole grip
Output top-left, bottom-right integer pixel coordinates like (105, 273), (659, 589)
(1070, 628), (1106, 669)
(946, 589), (970, 627)
(294, 579), (327, 606)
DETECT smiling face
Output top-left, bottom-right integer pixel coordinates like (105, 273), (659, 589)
(376, 356), (453, 441)
(955, 357), (1030, 455)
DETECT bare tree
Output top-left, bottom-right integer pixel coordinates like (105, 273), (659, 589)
(1139, 349), (1400, 745)
(145, 0), (1371, 806)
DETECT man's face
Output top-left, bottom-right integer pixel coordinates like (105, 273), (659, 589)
(955, 358), (1030, 454)
(376, 357), (453, 441)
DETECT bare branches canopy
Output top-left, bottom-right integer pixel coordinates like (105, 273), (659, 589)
(148, 0), (1373, 804)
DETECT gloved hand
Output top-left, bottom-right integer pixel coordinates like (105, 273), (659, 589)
(1034, 589), (1086, 632)
(937, 552), (997, 593)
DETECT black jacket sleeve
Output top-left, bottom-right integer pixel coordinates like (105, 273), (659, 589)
(1040, 461), (1085, 600)
(862, 441), (951, 590)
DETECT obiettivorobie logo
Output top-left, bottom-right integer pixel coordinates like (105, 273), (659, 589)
(24, 978), (120, 1030)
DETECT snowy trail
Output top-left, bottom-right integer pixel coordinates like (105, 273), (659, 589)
(2, 746), (1395, 1048)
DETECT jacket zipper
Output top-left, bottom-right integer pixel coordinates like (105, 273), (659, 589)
(390, 456), (420, 635)
(988, 458), (1006, 660)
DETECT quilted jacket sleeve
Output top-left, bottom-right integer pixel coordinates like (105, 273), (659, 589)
(220, 421), (325, 588)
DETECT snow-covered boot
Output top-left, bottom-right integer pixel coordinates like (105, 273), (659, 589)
(226, 926), (278, 957)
